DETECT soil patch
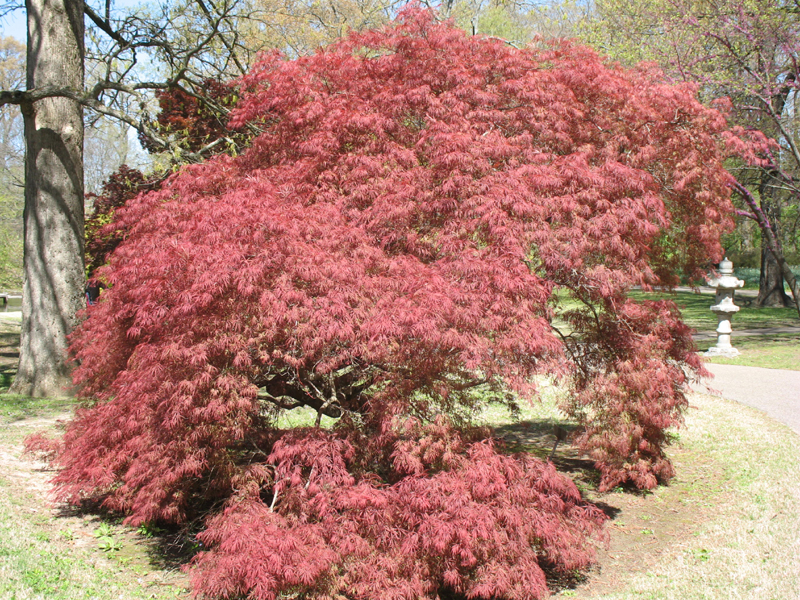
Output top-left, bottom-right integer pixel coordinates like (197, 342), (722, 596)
(0, 411), (192, 597)
(494, 418), (727, 597)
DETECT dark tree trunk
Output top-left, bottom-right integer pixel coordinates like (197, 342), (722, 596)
(755, 172), (791, 309)
(11, 0), (85, 396)
(756, 244), (791, 307)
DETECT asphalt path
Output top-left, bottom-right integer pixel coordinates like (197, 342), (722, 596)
(698, 363), (800, 436)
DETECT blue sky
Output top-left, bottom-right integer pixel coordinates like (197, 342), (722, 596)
(2, 0), (146, 43)
(0, 6), (26, 42)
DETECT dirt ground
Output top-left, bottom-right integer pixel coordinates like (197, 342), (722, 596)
(0, 318), (727, 598)
(0, 320), (192, 596)
(494, 419), (725, 597)
(0, 418), (193, 597)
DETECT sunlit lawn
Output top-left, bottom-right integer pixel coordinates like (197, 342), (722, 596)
(628, 290), (799, 331)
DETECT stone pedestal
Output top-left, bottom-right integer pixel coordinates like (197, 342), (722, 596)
(705, 257), (744, 358)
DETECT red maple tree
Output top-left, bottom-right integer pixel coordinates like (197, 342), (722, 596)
(47, 9), (762, 599)
(85, 80), (248, 280)
(138, 78), (246, 156)
(85, 165), (165, 278)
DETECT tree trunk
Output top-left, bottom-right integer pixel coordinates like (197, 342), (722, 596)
(756, 243), (791, 307)
(755, 172), (791, 309)
(11, 0), (85, 397)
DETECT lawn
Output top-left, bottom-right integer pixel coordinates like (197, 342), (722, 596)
(628, 289), (799, 331)
(627, 289), (800, 371)
(1, 389), (798, 600)
(0, 396), (190, 600)
(697, 333), (800, 370)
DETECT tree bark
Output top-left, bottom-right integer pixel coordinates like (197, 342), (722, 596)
(755, 175), (791, 308)
(733, 180), (800, 318)
(11, 0), (85, 397)
(756, 243), (792, 307)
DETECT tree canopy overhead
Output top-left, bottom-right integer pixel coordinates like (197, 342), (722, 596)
(46, 9), (764, 599)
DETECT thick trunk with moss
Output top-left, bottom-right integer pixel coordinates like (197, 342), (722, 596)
(11, 0), (85, 397)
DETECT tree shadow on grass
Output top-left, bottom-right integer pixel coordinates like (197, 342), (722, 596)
(491, 417), (626, 595)
(492, 418), (634, 527)
(493, 418), (654, 499)
(493, 419), (597, 476)
(49, 497), (201, 593)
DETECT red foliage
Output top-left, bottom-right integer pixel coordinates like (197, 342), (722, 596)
(52, 9), (758, 599)
(85, 165), (164, 278)
(87, 80), (245, 277)
(23, 431), (63, 463)
(138, 78), (244, 155)
(193, 421), (607, 600)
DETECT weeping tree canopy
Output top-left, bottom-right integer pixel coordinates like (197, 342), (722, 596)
(39, 9), (766, 600)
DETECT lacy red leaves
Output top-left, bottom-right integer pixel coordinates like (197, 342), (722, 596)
(55, 8), (755, 599)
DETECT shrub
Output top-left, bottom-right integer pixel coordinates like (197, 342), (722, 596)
(51, 8), (762, 599)
(85, 165), (164, 278)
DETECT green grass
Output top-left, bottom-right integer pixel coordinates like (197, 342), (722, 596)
(698, 333), (800, 371)
(572, 392), (800, 600)
(0, 395), (74, 422)
(628, 290), (799, 370)
(628, 290), (799, 331)
(0, 528), (156, 600)
(0, 395), (188, 600)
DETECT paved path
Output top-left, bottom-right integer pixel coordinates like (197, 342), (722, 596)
(697, 363), (800, 435)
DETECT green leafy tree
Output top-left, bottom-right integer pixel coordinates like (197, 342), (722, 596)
(0, 37), (24, 291)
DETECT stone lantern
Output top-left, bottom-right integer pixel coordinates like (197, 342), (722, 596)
(705, 257), (744, 357)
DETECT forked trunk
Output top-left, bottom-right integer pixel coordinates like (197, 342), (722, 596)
(755, 172), (792, 309)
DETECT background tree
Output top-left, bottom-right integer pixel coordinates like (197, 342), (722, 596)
(582, 0), (800, 314)
(84, 165), (164, 278)
(0, 36), (24, 195)
(0, 36), (25, 289)
(40, 12), (765, 599)
(441, 0), (591, 45)
(83, 118), (147, 195)
(242, 0), (402, 56)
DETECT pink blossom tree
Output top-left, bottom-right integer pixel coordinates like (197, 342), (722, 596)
(588, 0), (800, 313)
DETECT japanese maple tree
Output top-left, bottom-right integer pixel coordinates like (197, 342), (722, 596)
(85, 165), (165, 278)
(138, 78), (249, 156)
(86, 79), (248, 280)
(46, 8), (759, 599)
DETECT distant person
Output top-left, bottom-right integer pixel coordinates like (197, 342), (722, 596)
(85, 280), (104, 305)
